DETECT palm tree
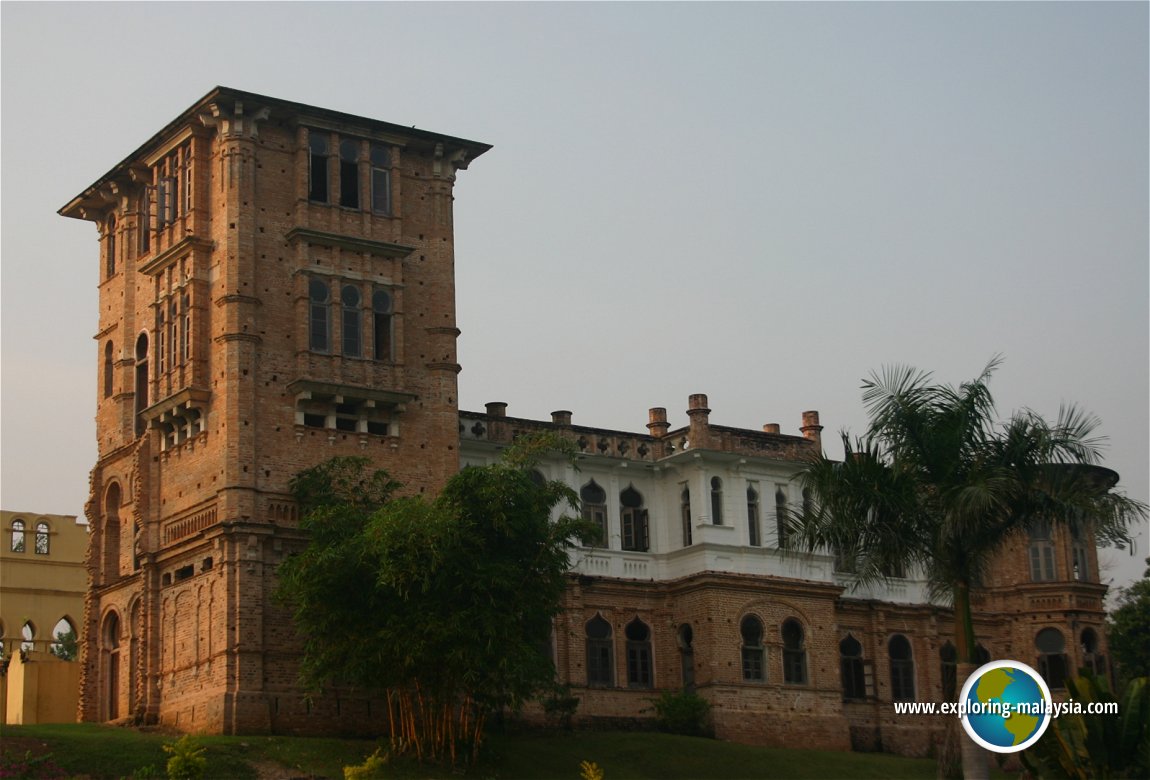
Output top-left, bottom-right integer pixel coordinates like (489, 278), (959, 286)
(782, 357), (1146, 780)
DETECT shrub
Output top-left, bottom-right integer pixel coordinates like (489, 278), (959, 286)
(343, 748), (389, 780)
(651, 690), (712, 737)
(542, 684), (581, 730)
(162, 735), (206, 780)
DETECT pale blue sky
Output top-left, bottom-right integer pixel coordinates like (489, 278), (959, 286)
(2, 1), (1146, 590)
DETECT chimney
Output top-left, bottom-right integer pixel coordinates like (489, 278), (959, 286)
(762, 423), (781, 435)
(801, 410), (823, 448)
(686, 394), (711, 448)
(647, 407), (669, 438)
(551, 410), (572, 426)
(485, 402), (508, 418)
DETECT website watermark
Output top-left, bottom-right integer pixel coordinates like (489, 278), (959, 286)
(893, 698), (1118, 718)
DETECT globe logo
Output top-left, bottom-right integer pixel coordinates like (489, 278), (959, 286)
(959, 660), (1052, 753)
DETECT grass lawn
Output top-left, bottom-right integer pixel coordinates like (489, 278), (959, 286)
(0, 723), (947, 779)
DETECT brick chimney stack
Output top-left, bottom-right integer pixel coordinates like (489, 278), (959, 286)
(687, 394), (712, 448)
(647, 407), (669, 438)
(763, 423), (781, 435)
(551, 410), (572, 426)
(485, 402), (508, 417)
(801, 410), (823, 448)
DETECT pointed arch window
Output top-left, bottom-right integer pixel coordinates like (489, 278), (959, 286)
(678, 624), (695, 692)
(747, 483), (761, 547)
(841, 635), (868, 700)
(889, 634), (915, 701)
(34, 522), (49, 555)
(710, 477), (723, 525)
(741, 615), (765, 682)
(50, 617), (76, 660)
(581, 481), (608, 548)
(585, 615), (614, 687)
(10, 519), (25, 553)
(21, 621), (35, 652)
(1036, 628), (1067, 689)
(625, 618), (653, 689)
(680, 485), (692, 547)
(782, 619), (808, 684)
(134, 333), (149, 436)
(620, 486), (648, 552)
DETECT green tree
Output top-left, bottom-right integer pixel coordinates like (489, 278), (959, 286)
(277, 438), (592, 766)
(50, 628), (78, 661)
(1107, 559), (1150, 686)
(781, 359), (1146, 780)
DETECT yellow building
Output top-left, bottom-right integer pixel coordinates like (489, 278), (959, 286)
(1, 510), (88, 657)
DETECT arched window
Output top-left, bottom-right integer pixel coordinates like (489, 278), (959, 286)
(741, 615), (765, 682)
(50, 617), (76, 660)
(1036, 628), (1067, 689)
(888, 634), (915, 701)
(580, 481), (608, 548)
(103, 341), (115, 398)
(747, 483), (760, 547)
(974, 644), (991, 665)
(625, 618), (653, 689)
(620, 486), (648, 552)
(678, 624), (695, 692)
(134, 332), (149, 436)
(775, 488), (788, 548)
(585, 615), (614, 687)
(105, 215), (116, 279)
(10, 519), (25, 553)
(308, 133), (329, 203)
(103, 483), (122, 580)
(782, 619), (807, 684)
(341, 284), (362, 357)
(372, 289), (392, 361)
(103, 611), (121, 720)
(21, 620), (35, 652)
(1080, 628), (1105, 676)
(309, 278), (330, 353)
(680, 486), (692, 547)
(1029, 519), (1056, 582)
(371, 144), (392, 215)
(34, 521), (49, 555)
(710, 477), (723, 525)
(841, 635), (867, 700)
(940, 642), (957, 700)
(339, 139), (359, 209)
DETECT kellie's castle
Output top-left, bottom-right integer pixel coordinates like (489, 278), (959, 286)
(61, 88), (1113, 755)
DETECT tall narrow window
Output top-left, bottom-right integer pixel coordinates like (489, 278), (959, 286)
(586, 615), (614, 687)
(181, 294), (191, 363)
(21, 621), (35, 652)
(34, 522), (49, 555)
(678, 624), (695, 692)
(308, 134), (329, 203)
(775, 488), (788, 548)
(625, 618), (653, 689)
(1029, 519), (1056, 582)
(1036, 628), (1067, 689)
(841, 635), (867, 700)
(782, 619), (807, 684)
(168, 299), (178, 371)
(371, 144), (392, 215)
(940, 642), (957, 701)
(741, 615), (765, 682)
(339, 139), (359, 209)
(134, 333), (149, 436)
(747, 484), (760, 547)
(104, 483), (122, 580)
(680, 486), (692, 547)
(620, 486), (648, 552)
(372, 289), (392, 361)
(105, 215), (116, 279)
(156, 307), (166, 376)
(888, 634), (915, 701)
(1070, 521), (1090, 582)
(309, 278), (330, 353)
(104, 341), (115, 399)
(341, 285), (362, 357)
(581, 481), (608, 548)
(10, 519), (26, 553)
(138, 188), (152, 254)
(710, 477), (723, 525)
(1080, 628), (1105, 677)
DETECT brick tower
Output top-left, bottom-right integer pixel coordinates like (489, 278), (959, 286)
(60, 87), (489, 732)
